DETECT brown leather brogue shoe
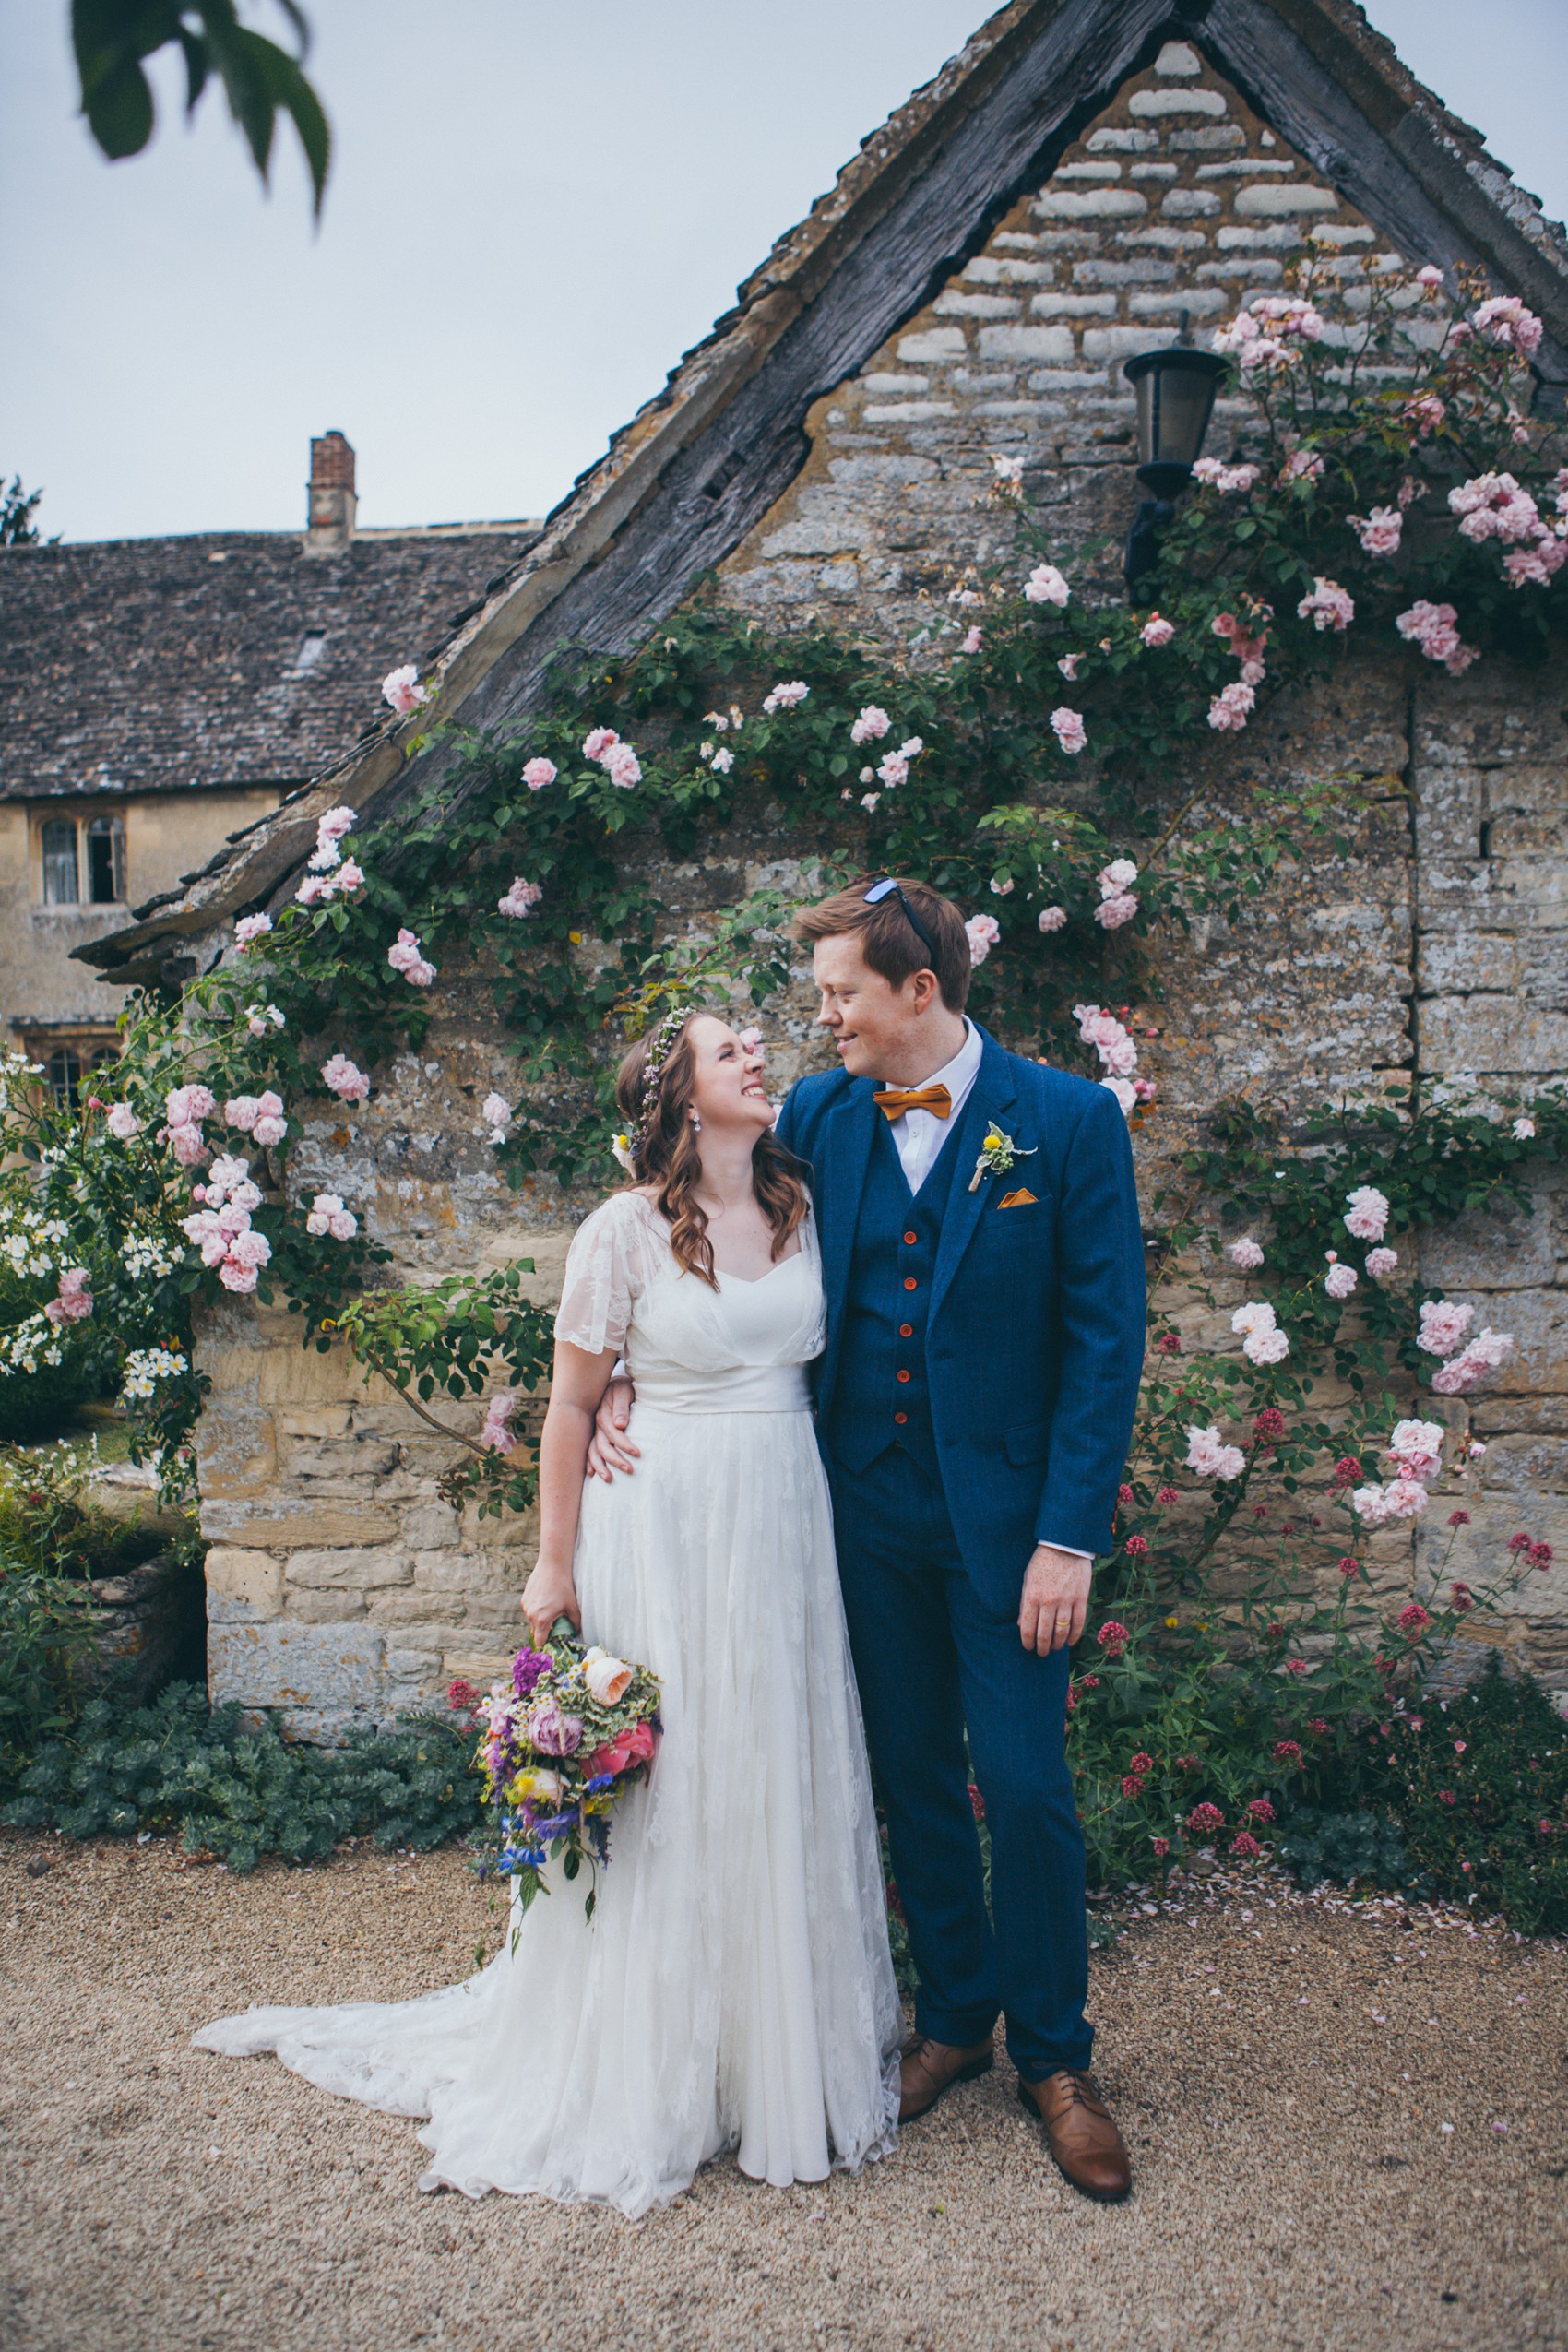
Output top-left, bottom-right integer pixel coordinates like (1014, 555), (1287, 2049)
(897, 2034), (994, 2123)
(1017, 2070), (1132, 2203)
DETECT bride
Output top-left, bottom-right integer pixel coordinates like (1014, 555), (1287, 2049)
(195, 1008), (903, 2216)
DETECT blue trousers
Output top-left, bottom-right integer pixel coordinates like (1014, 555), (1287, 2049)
(827, 1443), (1092, 2079)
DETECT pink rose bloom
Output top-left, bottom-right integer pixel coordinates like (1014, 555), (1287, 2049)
(316, 805), (356, 845)
(1448, 471), (1541, 544)
(226, 1229), (272, 1271)
(1227, 1237), (1265, 1271)
(225, 1095), (260, 1134)
(218, 1258), (259, 1293)
(1365, 1247), (1397, 1279)
(850, 706), (891, 744)
(233, 914), (272, 950)
(1057, 654), (1081, 682)
(105, 1103), (142, 1140)
(1208, 682), (1255, 731)
(738, 1026), (764, 1054)
(585, 1719), (657, 1780)
(305, 1193), (357, 1241)
(603, 743), (642, 788)
(1025, 564), (1070, 608)
(387, 928), (437, 986)
(1418, 1298), (1472, 1358)
(1279, 448), (1324, 485)
(1352, 507), (1402, 557)
(166, 1085), (215, 1128)
(1037, 905), (1067, 933)
(1470, 295), (1543, 358)
(1140, 614), (1174, 647)
(382, 665), (426, 716)
(1403, 392), (1445, 435)
(1051, 707), (1087, 754)
(710, 748), (734, 775)
(1343, 1184), (1389, 1242)
(1387, 1418), (1445, 1481)
(1396, 600), (1477, 675)
(762, 681), (810, 712)
(167, 1123), (208, 1168)
(1431, 1328), (1514, 1393)
(482, 1091), (512, 1140)
(1324, 1262), (1358, 1301)
(876, 752), (909, 788)
(960, 625), (983, 655)
(1415, 264), (1444, 290)
(582, 727), (619, 762)
(481, 1391), (517, 1454)
(498, 876), (544, 919)
(522, 757), (557, 790)
(321, 1054), (370, 1102)
(1186, 1425), (1245, 1482)
(1094, 892), (1137, 931)
(1101, 1075), (1137, 1117)
(1242, 1324), (1289, 1367)
(965, 913), (1001, 966)
(249, 1091), (287, 1148)
(1503, 536), (1568, 588)
(182, 1210), (228, 1267)
(43, 1267), (94, 1327)
(1099, 858), (1137, 892)
(1297, 578), (1355, 632)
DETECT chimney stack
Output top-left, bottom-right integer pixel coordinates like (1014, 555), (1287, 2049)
(304, 432), (356, 555)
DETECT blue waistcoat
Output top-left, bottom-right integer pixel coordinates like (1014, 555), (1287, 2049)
(822, 1102), (968, 1483)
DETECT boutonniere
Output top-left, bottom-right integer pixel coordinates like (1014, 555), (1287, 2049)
(969, 1124), (1037, 1194)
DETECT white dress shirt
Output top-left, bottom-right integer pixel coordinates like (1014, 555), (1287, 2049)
(881, 1018), (1089, 1564)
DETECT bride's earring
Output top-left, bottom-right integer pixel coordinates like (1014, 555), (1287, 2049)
(689, 1110), (702, 1132)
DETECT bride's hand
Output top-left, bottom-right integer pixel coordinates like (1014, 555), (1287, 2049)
(586, 1375), (640, 1482)
(521, 1560), (581, 1647)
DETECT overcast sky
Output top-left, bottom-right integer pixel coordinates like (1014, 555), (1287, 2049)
(3, 0), (1565, 544)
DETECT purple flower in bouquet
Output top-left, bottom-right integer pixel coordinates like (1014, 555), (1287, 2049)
(513, 1647), (553, 1701)
(526, 1698), (584, 1756)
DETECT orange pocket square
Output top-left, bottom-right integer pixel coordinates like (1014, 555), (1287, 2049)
(997, 1186), (1038, 1209)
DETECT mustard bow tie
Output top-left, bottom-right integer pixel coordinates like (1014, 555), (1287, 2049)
(873, 1082), (953, 1123)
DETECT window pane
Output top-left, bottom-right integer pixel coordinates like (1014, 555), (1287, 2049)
(46, 1048), (82, 1104)
(86, 815), (125, 904)
(42, 819), (78, 905)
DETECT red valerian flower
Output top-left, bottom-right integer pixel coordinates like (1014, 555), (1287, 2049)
(1439, 1791), (1457, 1806)
(1507, 1531), (1533, 1553)
(1253, 1408), (1287, 1443)
(1186, 1801), (1225, 1835)
(1397, 1602), (1432, 1638)
(1123, 1534), (1149, 1558)
(1247, 1798), (1277, 1823)
(1152, 1836), (1170, 1859)
(1229, 1831), (1264, 1859)
(1156, 1485), (1180, 1506)
(1331, 1457), (1364, 1490)
(1306, 1718), (1330, 1737)
(1122, 1775), (1146, 1800)
(968, 1782), (986, 1822)
(1175, 1753), (1201, 1773)
(1284, 1658), (1311, 1677)
(1118, 1483), (1135, 1505)
(1450, 1582), (1474, 1612)
(1129, 1752), (1155, 1775)
(1274, 1740), (1304, 1766)
(446, 1679), (481, 1712)
(1448, 1509), (1471, 1528)
(1529, 1541), (1554, 1571)
(1079, 1673), (1101, 1691)
(1097, 1621), (1131, 1658)
(1154, 1331), (1182, 1355)
(1338, 1556), (1361, 1579)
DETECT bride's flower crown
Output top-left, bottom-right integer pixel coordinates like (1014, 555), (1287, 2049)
(611, 1003), (694, 1174)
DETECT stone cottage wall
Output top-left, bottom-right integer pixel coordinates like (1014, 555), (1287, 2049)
(198, 40), (1568, 1732)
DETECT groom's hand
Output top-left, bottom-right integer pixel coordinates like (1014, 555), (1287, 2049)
(585, 1376), (640, 1482)
(1018, 1544), (1090, 1654)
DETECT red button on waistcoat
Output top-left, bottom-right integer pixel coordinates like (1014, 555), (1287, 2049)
(897, 1369), (911, 1384)
(903, 1230), (918, 1246)
(903, 1277), (918, 1291)
(899, 1323), (913, 1337)
(894, 1411), (909, 1426)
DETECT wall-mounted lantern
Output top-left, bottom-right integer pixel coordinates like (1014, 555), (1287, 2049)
(1122, 327), (1229, 600)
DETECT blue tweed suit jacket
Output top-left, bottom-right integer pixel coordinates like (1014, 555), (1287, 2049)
(775, 1027), (1146, 1607)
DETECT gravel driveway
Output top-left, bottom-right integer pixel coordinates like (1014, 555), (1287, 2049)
(3, 1832), (1564, 2352)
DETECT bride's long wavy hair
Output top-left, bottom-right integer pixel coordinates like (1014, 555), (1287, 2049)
(615, 1016), (809, 1289)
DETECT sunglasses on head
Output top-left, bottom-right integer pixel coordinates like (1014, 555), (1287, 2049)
(863, 876), (939, 963)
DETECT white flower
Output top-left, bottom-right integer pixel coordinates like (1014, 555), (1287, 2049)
(1513, 1114), (1536, 1140)
(1344, 1184), (1390, 1242)
(1324, 1262), (1358, 1301)
(711, 748), (734, 774)
(581, 1647), (634, 1705)
(482, 1092), (513, 1143)
(1227, 1237), (1265, 1271)
(1186, 1425), (1246, 1482)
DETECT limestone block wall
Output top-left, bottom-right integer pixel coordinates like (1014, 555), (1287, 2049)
(719, 39), (1409, 636)
(196, 37), (1568, 1729)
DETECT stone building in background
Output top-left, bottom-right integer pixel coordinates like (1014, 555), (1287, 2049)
(84, 0), (1568, 1735)
(0, 435), (538, 1093)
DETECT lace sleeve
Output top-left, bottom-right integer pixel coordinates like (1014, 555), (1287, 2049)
(553, 1196), (648, 1356)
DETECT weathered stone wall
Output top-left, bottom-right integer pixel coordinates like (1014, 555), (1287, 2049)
(196, 39), (1568, 1730)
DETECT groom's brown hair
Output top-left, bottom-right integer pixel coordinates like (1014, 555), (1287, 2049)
(792, 876), (972, 1013)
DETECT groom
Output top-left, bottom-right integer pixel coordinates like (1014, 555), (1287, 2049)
(597, 876), (1146, 2201)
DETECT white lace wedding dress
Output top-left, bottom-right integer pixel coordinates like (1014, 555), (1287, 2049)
(194, 1192), (902, 2216)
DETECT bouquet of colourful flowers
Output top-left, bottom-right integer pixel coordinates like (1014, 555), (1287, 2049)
(474, 1617), (661, 1921)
